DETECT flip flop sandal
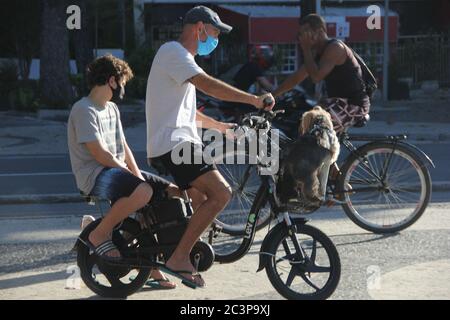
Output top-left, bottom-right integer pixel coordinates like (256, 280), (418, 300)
(158, 266), (205, 289)
(85, 239), (123, 262)
(128, 275), (177, 289)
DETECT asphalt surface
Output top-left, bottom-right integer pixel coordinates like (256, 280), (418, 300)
(0, 192), (449, 300)
(0, 141), (448, 198)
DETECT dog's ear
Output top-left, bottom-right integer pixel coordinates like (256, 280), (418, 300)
(300, 112), (312, 135)
(313, 106), (323, 112)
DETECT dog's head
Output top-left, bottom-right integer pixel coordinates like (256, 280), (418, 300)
(300, 106), (333, 135)
(300, 106), (340, 164)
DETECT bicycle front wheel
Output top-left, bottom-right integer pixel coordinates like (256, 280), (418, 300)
(339, 142), (432, 234)
(265, 223), (341, 300)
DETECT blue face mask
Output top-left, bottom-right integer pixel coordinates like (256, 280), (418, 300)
(197, 27), (218, 56)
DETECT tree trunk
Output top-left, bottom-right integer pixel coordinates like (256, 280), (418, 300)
(300, 0), (316, 18)
(40, 0), (75, 108)
(72, 0), (94, 95)
(118, 0), (126, 51)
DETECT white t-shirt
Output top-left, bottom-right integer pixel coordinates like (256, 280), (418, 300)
(146, 41), (205, 158)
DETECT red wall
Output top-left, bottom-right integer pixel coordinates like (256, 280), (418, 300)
(216, 7), (399, 44)
(249, 16), (398, 44)
(249, 18), (300, 44)
(435, 0), (450, 29)
(345, 16), (399, 43)
(215, 6), (249, 42)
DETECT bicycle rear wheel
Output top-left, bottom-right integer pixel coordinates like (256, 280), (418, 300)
(339, 142), (431, 234)
(77, 218), (152, 298)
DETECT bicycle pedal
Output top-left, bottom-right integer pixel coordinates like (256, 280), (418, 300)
(325, 198), (346, 206)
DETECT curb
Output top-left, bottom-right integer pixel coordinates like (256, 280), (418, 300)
(433, 182), (450, 192)
(354, 132), (450, 143)
(0, 193), (85, 205)
(1, 182), (449, 205)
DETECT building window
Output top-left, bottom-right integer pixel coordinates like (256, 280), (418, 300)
(350, 42), (383, 72)
(151, 25), (182, 49)
(273, 44), (298, 74)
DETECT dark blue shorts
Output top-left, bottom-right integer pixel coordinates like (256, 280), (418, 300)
(89, 168), (171, 205)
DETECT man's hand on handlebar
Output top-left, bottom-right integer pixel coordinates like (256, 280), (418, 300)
(254, 93), (275, 111)
(217, 122), (238, 140)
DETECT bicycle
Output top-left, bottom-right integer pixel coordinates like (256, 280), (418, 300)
(213, 111), (434, 236)
(74, 110), (341, 300)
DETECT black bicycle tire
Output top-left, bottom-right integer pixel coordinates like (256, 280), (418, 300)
(265, 224), (341, 300)
(338, 142), (432, 234)
(77, 218), (152, 298)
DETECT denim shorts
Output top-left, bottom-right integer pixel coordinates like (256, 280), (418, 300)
(89, 168), (171, 205)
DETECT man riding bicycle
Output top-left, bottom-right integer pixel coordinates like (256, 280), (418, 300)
(273, 14), (371, 202)
(273, 14), (371, 133)
(146, 6), (275, 288)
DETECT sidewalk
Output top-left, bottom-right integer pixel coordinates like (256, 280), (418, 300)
(1, 104), (450, 155)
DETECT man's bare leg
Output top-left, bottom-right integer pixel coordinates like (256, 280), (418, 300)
(165, 184), (208, 211)
(165, 170), (232, 286)
(88, 183), (153, 257)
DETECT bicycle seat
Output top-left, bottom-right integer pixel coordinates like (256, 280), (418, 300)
(354, 114), (370, 128)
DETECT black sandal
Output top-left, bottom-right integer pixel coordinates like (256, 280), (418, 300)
(159, 266), (205, 289)
(86, 239), (123, 262)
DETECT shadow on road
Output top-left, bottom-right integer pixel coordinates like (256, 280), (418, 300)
(0, 270), (67, 290)
(329, 232), (400, 247)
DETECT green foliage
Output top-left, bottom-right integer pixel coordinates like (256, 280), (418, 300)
(125, 76), (147, 99)
(70, 73), (86, 99)
(9, 80), (40, 111)
(125, 44), (157, 99)
(127, 45), (156, 78)
(398, 35), (441, 81)
(0, 62), (19, 95)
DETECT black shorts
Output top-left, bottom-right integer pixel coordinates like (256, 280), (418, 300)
(89, 168), (171, 205)
(148, 142), (217, 190)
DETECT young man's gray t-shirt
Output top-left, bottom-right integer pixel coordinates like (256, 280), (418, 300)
(67, 97), (126, 194)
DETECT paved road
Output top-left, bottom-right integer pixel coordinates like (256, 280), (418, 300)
(0, 142), (448, 197)
(0, 192), (449, 300)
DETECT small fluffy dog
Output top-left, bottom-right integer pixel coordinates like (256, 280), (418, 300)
(277, 106), (340, 208)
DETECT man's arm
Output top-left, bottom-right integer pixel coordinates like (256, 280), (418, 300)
(190, 73), (274, 110)
(272, 66), (308, 97)
(257, 76), (276, 93)
(196, 110), (235, 132)
(302, 42), (344, 84)
(123, 140), (145, 181)
(85, 140), (131, 173)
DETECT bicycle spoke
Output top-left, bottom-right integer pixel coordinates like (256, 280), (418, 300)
(298, 272), (320, 291)
(286, 267), (297, 287)
(344, 147), (427, 231)
(104, 272), (124, 288)
(309, 240), (317, 264)
(305, 264), (331, 273)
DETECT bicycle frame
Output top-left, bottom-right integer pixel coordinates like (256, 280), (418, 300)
(213, 172), (309, 265)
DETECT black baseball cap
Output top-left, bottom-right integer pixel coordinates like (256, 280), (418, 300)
(184, 6), (233, 34)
